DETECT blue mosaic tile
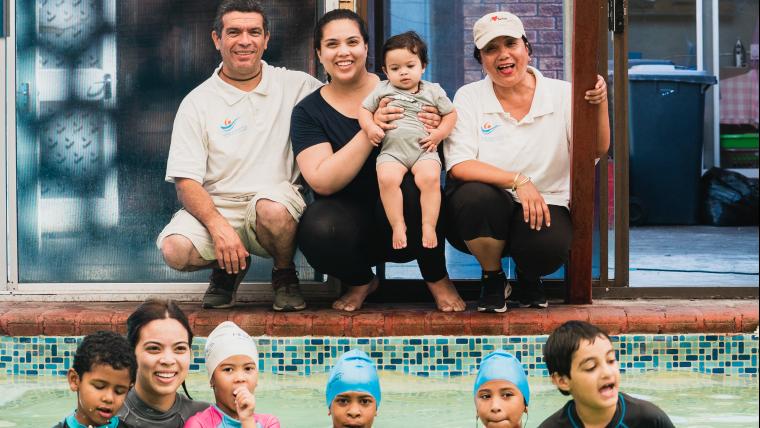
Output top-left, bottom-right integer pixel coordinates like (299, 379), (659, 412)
(0, 334), (757, 378)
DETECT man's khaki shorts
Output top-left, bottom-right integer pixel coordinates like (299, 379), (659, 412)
(156, 181), (306, 260)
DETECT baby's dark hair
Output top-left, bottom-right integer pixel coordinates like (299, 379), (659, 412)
(382, 31), (428, 67)
(543, 320), (611, 396)
(73, 330), (137, 383)
(473, 36), (533, 64)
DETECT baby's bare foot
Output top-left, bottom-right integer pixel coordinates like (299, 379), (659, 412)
(422, 223), (437, 248)
(332, 277), (380, 312)
(391, 223), (407, 249)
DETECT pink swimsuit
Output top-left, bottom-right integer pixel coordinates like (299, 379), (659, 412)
(184, 405), (280, 428)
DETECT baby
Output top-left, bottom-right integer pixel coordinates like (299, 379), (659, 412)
(185, 321), (279, 428)
(359, 31), (457, 249)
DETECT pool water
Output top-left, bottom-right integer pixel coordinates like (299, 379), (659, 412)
(0, 371), (757, 427)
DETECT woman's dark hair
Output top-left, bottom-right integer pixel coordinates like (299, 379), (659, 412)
(213, 0), (269, 36)
(543, 321), (612, 396)
(381, 31), (428, 67)
(473, 36), (532, 64)
(313, 8), (370, 52)
(73, 330), (137, 383)
(127, 299), (195, 399)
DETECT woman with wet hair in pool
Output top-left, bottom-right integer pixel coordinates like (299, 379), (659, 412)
(117, 299), (210, 427)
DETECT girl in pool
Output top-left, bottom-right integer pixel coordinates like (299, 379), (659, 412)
(473, 350), (530, 428)
(326, 349), (381, 428)
(185, 321), (279, 427)
(118, 299), (209, 427)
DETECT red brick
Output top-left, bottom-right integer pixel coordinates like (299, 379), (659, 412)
(42, 308), (83, 336)
(470, 312), (506, 335)
(662, 306), (704, 333)
(230, 310), (273, 336)
(77, 310), (116, 335)
(191, 310), (230, 336)
(111, 311), (131, 335)
(539, 30), (563, 43)
(507, 4), (538, 16)
(588, 307), (628, 334)
(3, 307), (43, 336)
(386, 312), (429, 336)
(270, 312), (313, 336)
(350, 313), (385, 337)
(738, 303), (759, 332)
(691, 305), (737, 333)
(312, 312), (351, 336)
(522, 16), (556, 30)
(539, 3), (564, 16)
(545, 306), (591, 332)
(624, 307), (666, 333)
(506, 309), (547, 335)
(429, 312), (471, 335)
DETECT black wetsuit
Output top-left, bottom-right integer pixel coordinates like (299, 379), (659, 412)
(539, 392), (674, 428)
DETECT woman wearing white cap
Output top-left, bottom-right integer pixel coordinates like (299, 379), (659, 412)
(444, 11), (610, 313)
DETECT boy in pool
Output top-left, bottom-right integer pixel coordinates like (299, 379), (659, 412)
(474, 350), (530, 427)
(185, 321), (279, 428)
(54, 331), (136, 428)
(359, 31), (457, 250)
(540, 321), (674, 427)
(326, 349), (381, 428)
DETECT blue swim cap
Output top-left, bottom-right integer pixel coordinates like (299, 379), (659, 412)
(326, 349), (382, 409)
(473, 350), (530, 406)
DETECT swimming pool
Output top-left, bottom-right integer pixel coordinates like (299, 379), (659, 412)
(0, 333), (757, 427)
(0, 371), (757, 427)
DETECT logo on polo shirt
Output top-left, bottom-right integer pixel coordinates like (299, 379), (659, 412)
(480, 122), (500, 135)
(220, 118), (239, 133)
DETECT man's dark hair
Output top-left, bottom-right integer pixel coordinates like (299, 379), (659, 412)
(381, 31), (428, 67)
(73, 331), (137, 383)
(313, 8), (370, 52)
(473, 36), (533, 64)
(543, 320), (611, 396)
(213, 0), (269, 36)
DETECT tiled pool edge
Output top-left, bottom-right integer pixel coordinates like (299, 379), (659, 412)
(2, 333), (757, 378)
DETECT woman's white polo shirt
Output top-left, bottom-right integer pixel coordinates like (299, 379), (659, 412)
(445, 67), (572, 208)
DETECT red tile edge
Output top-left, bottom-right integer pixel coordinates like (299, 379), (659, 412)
(0, 301), (756, 337)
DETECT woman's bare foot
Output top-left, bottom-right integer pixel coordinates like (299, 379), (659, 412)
(421, 223), (438, 248)
(391, 222), (407, 249)
(427, 276), (466, 312)
(332, 276), (380, 312)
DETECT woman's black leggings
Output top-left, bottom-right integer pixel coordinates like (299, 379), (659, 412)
(297, 173), (449, 286)
(445, 181), (572, 282)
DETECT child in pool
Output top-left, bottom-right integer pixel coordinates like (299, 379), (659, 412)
(184, 321), (279, 428)
(540, 321), (674, 427)
(326, 349), (381, 428)
(54, 331), (136, 428)
(474, 350), (531, 427)
(359, 31), (457, 250)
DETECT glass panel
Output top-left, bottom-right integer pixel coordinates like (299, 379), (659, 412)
(628, 0), (697, 67)
(15, 0), (318, 283)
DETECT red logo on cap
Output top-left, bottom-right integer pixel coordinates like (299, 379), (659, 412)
(492, 15), (498, 21)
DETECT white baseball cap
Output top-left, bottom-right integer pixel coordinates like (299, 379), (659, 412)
(204, 321), (259, 379)
(473, 11), (526, 49)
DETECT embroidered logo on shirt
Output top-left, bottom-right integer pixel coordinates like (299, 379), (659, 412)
(220, 118), (239, 132)
(480, 122), (500, 135)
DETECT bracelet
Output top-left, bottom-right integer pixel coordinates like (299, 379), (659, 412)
(511, 173), (531, 191)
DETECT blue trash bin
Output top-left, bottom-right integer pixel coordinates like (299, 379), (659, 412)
(627, 65), (716, 225)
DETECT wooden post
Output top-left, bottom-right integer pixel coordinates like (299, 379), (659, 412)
(613, 1), (630, 288)
(568, 0), (602, 304)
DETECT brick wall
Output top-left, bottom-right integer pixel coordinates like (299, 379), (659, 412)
(462, 0), (565, 84)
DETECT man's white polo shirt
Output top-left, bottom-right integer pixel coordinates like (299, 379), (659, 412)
(445, 67), (572, 208)
(165, 61), (322, 197)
